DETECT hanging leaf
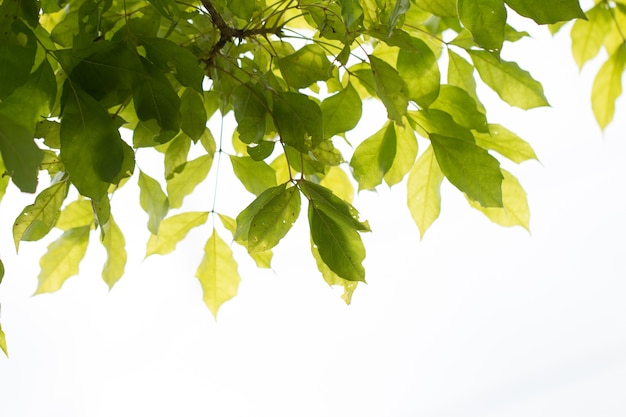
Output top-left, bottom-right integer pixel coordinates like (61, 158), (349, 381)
(146, 211), (209, 256)
(273, 92), (323, 152)
(196, 229), (240, 318)
(100, 216), (127, 289)
(138, 170), (169, 234)
(55, 199), (94, 230)
(504, 0), (586, 24)
(0, 114), (43, 193)
(458, 0), (507, 52)
(230, 156), (277, 196)
(430, 85), (488, 132)
(591, 43), (626, 130)
(232, 83), (268, 144)
(13, 180), (69, 251)
(430, 133), (504, 207)
(166, 154), (213, 208)
(36, 226), (91, 294)
(350, 122), (397, 190)
(180, 88), (207, 141)
(0, 20), (37, 99)
(278, 44), (332, 89)
(219, 213), (273, 269)
(385, 122), (418, 186)
(164, 133), (191, 179)
(396, 35), (440, 108)
(310, 238), (358, 305)
(571, 5), (612, 69)
(370, 55), (409, 123)
(469, 50), (550, 109)
(141, 37), (204, 91)
(473, 124), (538, 163)
(320, 82), (362, 139)
(0, 322), (7, 357)
(413, 0), (457, 17)
(447, 49), (483, 110)
(407, 146), (444, 238)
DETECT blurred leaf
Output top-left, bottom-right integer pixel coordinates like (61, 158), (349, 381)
(413, 0), (456, 17)
(458, 0), (507, 52)
(139, 170), (169, 234)
(0, 114), (42, 193)
(146, 211), (209, 256)
(180, 89), (207, 141)
(101, 216), (126, 289)
(504, 0), (585, 24)
(278, 44), (332, 89)
(370, 55), (409, 123)
(0, 20), (36, 99)
(36, 226), (91, 294)
(0, 322), (7, 357)
(592, 43), (626, 129)
(407, 146), (444, 238)
(56, 199), (94, 230)
(196, 230), (240, 318)
(571, 5), (612, 69)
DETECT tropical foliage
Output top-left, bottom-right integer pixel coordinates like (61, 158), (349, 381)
(0, 0), (624, 356)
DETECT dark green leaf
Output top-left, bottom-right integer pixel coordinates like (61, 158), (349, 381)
(0, 114), (43, 192)
(430, 133), (503, 207)
(409, 109), (475, 142)
(235, 183), (286, 241)
(141, 37), (204, 91)
(247, 141), (275, 161)
(232, 83), (268, 144)
(273, 92), (323, 152)
(228, 0), (255, 20)
(0, 21), (36, 99)
(180, 88), (207, 141)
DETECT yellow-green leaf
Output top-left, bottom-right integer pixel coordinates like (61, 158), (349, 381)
(219, 213), (273, 269)
(350, 122), (397, 190)
(13, 180), (69, 251)
(36, 226), (90, 294)
(55, 199), (94, 230)
(100, 216), (126, 289)
(139, 170), (169, 234)
(407, 146), (444, 238)
(571, 4), (612, 69)
(473, 124), (538, 163)
(467, 169), (530, 230)
(384, 122), (418, 187)
(592, 43), (626, 130)
(310, 238), (358, 305)
(370, 55), (409, 123)
(196, 230), (240, 318)
(458, 0), (507, 52)
(166, 154), (213, 208)
(146, 211), (208, 256)
(0, 322), (7, 357)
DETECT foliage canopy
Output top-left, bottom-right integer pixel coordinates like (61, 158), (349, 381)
(0, 0), (624, 356)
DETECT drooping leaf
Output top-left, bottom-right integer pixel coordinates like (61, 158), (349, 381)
(55, 199), (94, 231)
(0, 158), (9, 202)
(232, 83), (268, 145)
(278, 44), (332, 89)
(591, 43), (626, 129)
(310, 238), (358, 305)
(0, 322), (7, 357)
(196, 229), (240, 318)
(273, 92), (323, 152)
(473, 124), (538, 163)
(350, 122), (397, 190)
(13, 180), (69, 250)
(320, 82), (362, 139)
(504, 0), (586, 24)
(247, 140), (275, 161)
(0, 20), (37, 99)
(320, 166), (355, 203)
(447, 49), (483, 110)
(247, 183), (301, 253)
(467, 169), (530, 230)
(458, 0), (507, 52)
(388, 0), (411, 33)
(141, 37), (204, 91)
(0, 113), (43, 193)
(219, 213), (272, 269)
(409, 109), (475, 142)
(430, 85), (488, 132)
(230, 155), (277, 196)
(36, 226), (91, 294)
(60, 84), (133, 200)
(407, 146), (444, 238)
(571, 4), (612, 69)
(100, 216), (127, 289)
(164, 133), (191, 179)
(180, 88), (207, 141)
(145, 211), (209, 256)
(92, 194), (111, 230)
(430, 133), (504, 207)
(369, 55), (409, 123)
(166, 154), (213, 208)
(138, 170), (169, 234)
(396, 35), (440, 109)
(384, 122), (418, 186)
(468, 49), (550, 109)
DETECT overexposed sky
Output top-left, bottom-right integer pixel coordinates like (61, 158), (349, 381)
(1, 12), (625, 417)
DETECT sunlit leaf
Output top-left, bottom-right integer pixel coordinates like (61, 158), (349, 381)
(100, 216), (127, 289)
(458, 0), (507, 52)
(273, 92), (323, 152)
(146, 211), (209, 256)
(278, 44), (332, 89)
(219, 213), (272, 269)
(370, 55), (409, 123)
(407, 146), (444, 238)
(321, 82), (362, 139)
(139, 170), (169, 234)
(196, 230), (240, 318)
(413, 0), (456, 17)
(385, 122), (418, 186)
(571, 4), (612, 69)
(310, 238), (358, 305)
(13, 180), (69, 250)
(469, 50), (550, 109)
(430, 133), (503, 207)
(230, 155), (277, 196)
(0, 322), (7, 357)
(467, 169), (530, 230)
(592, 43), (626, 129)
(56, 199), (94, 230)
(36, 226), (91, 294)
(166, 154), (213, 208)
(350, 122), (397, 190)
(447, 49), (483, 110)
(164, 133), (191, 179)
(320, 166), (355, 203)
(504, 0), (586, 24)
(430, 85), (488, 132)
(473, 124), (538, 163)
(396, 35), (440, 108)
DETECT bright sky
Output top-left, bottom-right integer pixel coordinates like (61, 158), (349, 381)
(1, 13), (625, 417)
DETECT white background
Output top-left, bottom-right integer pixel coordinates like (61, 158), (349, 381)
(1, 11), (625, 417)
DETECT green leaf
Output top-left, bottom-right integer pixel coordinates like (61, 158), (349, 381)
(0, 258), (4, 284)
(164, 133), (191, 179)
(146, 211), (209, 256)
(350, 122), (397, 190)
(247, 140), (275, 161)
(430, 133), (504, 207)
(388, 0), (411, 32)
(232, 83), (268, 144)
(278, 44), (332, 89)
(234, 183), (286, 242)
(166, 154), (213, 208)
(55, 199), (94, 230)
(458, 0), (507, 52)
(504, 0), (586, 24)
(13, 180), (69, 251)
(310, 238), (358, 305)
(384, 123), (418, 186)
(0, 322), (7, 357)
(138, 170), (169, 234)
(447, 49), (483, 109)
(35, 120), (61, 149)
(369, 55), (409, 123)
(0, 20), (37, 99)
(92, 194), (111, 229)
(410, 109), (475, 142)
(247, 184), (301, 253)
(141, 37), (203, 91)
(592, 43), (626, 130)
(230, 155), (277, 196)
(273, 92), (323, 152)
(180, 89), (207, 141)
(413, 0), (457, 17)
(430, 85), (488, 132)
(36, 226), (91, 294)
(396, 36), (440, 108)
(571, 4), (612, 69)
(407, 146), (444, 238)
(320, 82), (362, 139)
(0, 158), (7, 203)
(133, 57), (181, 140)
(467, 169), (530, 230)
(146, 0), (179, 19)
(473, 124), (538, 163)
(468, 50), (550, 109)
(219, 213), (272, 269)
(60, 84), (132, 200)
(100, 216), (127, 289)
(196, 230), (240, 318)
(0, 113), (43, 193)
